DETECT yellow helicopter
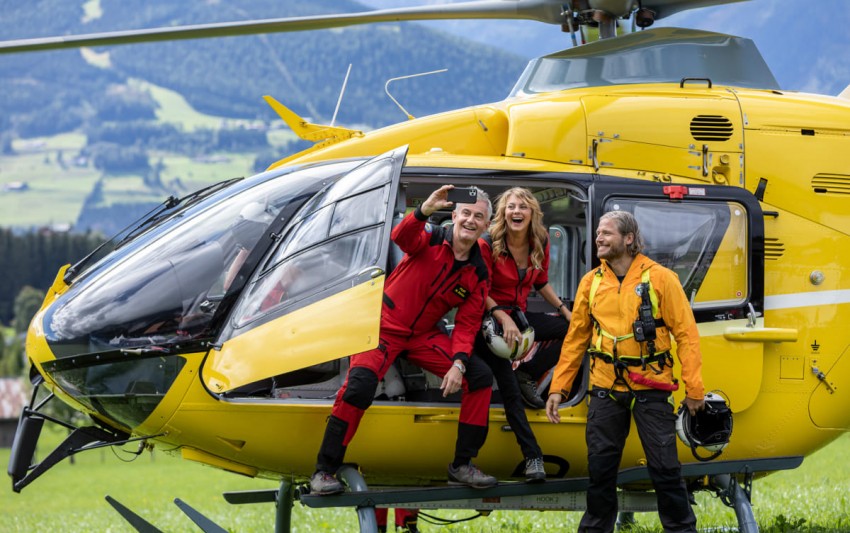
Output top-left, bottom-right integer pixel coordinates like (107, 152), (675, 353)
(5, 1), (850, 531)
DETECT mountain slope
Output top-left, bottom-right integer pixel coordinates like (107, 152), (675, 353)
(0, 0), (530, 136)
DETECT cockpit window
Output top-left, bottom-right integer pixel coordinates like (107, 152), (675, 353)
(233, 225), (383, 326)
(604, 198), (748, 309)
(229, 156), (396, 330)
(511, 27), (779, 95)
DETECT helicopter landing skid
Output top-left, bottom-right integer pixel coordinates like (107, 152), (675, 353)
(711, 473), (758, 533)
(105, 456), (801, 533)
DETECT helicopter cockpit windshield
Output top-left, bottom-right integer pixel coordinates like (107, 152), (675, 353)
(510, 27), (780, 96)
(62, 177), (245, 285)
(40, 160), (361, 359)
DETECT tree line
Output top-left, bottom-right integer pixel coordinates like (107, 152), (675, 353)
(0, 228), (103, 377)
(0, 228), (103, 324)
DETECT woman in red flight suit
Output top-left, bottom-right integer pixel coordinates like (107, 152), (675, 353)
(476, 186), (571, 481)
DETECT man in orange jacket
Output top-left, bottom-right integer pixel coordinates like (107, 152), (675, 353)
(546, 210), (705, 533)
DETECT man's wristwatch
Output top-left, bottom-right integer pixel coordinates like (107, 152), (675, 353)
(452, 361), (466, 374)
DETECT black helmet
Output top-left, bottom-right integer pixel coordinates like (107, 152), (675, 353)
(676, 392), (733, 462)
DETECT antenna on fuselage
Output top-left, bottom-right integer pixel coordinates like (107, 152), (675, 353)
(384, 68), (447, 121)
(330, 63), (352, 128)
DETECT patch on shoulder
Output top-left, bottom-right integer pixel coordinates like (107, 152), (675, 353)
(425, 223), (434, 234)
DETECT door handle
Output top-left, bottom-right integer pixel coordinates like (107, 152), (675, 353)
(723, 327), (797, 343)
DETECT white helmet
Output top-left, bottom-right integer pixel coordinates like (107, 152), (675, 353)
(480, 307), (535, 361)
(676, 391), (733, 462)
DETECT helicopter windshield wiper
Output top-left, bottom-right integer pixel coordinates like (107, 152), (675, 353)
(63, 177), (243, 284)
(166, 176), (244, 213)
(114, 176), (244, 248)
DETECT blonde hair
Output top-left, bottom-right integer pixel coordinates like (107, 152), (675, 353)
(490, 187), (548, 269)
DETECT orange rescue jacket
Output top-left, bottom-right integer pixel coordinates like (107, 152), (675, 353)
(550, 254), (705, 400)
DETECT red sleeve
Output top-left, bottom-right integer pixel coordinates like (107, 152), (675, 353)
(450, 278), (487, 363)
(390, 207), (431, 257)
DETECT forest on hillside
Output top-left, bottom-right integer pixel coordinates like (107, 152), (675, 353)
(0, 228), (102, 325)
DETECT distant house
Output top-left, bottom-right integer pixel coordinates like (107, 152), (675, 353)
(2, 181), (30, 192)
(0, 378), (27, 448)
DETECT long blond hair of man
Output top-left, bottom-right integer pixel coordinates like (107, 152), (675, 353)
(490, 187), (548, 270)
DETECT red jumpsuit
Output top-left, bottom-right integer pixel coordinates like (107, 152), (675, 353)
(316, 208), (494, 473)
(483, 238), (549, 312)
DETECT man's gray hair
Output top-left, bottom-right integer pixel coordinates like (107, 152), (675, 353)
(454, 187), (492, 219)
(600, 210), (644, 257)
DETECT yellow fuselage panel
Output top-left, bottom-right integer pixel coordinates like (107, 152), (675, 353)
(739, 90), (850, 235)
(696, 319), (763, 412)
(204, 276), (384, 393)
(760, 210), (850, 431)
(809, 342), (850, 429)
(281, 83), (753, 185)
(504, 98), (587, 164)
(154, 365), (841, 485)
(274, 105), (510, 167)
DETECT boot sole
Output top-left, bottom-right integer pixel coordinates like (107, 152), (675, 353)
(448, 480), (498, 489)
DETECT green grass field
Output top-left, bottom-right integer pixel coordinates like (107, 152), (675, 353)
(2, 428), (848, 532)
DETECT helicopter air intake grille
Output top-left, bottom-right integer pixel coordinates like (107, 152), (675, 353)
(811, 174), (850, 195)
(764, 238), (785, 261)
(690, 115), (734, 141)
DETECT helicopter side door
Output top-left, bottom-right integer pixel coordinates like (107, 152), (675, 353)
(590, 180), (767, 411)
(203, 146), (408, 394)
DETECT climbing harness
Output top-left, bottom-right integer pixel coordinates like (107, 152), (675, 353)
(587, 267), (678, 403)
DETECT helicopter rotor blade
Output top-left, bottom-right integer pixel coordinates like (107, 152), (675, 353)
(0, 0), (749, 55)
(0, 1), (565, 55)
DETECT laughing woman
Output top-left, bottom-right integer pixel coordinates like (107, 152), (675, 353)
(476, 186), (571, 481)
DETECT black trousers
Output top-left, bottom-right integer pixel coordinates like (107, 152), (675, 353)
(579, 389), (697, 533)
(475, 334), (542, 459)
(515, 311), (569, 380)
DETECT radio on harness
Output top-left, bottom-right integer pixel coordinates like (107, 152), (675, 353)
(632, 282), (657, 343)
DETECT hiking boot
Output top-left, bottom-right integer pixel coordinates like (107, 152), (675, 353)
(401, 516), (419, 533)
(516, 371), (545, 409)
(524, 456), (546, 482)
(310, 471), (343, 495)
(448, 462), (498, 489)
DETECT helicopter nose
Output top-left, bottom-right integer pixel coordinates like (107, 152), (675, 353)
(27, 292), (190, 431)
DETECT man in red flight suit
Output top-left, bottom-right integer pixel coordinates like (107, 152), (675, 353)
(376, 508), (419, 533)
(311, 185), (497, 495)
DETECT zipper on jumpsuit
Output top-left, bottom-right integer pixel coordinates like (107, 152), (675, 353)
(406, 263), (454, 340)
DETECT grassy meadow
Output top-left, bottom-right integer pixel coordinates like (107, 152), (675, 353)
(2, 427), (848, 532)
